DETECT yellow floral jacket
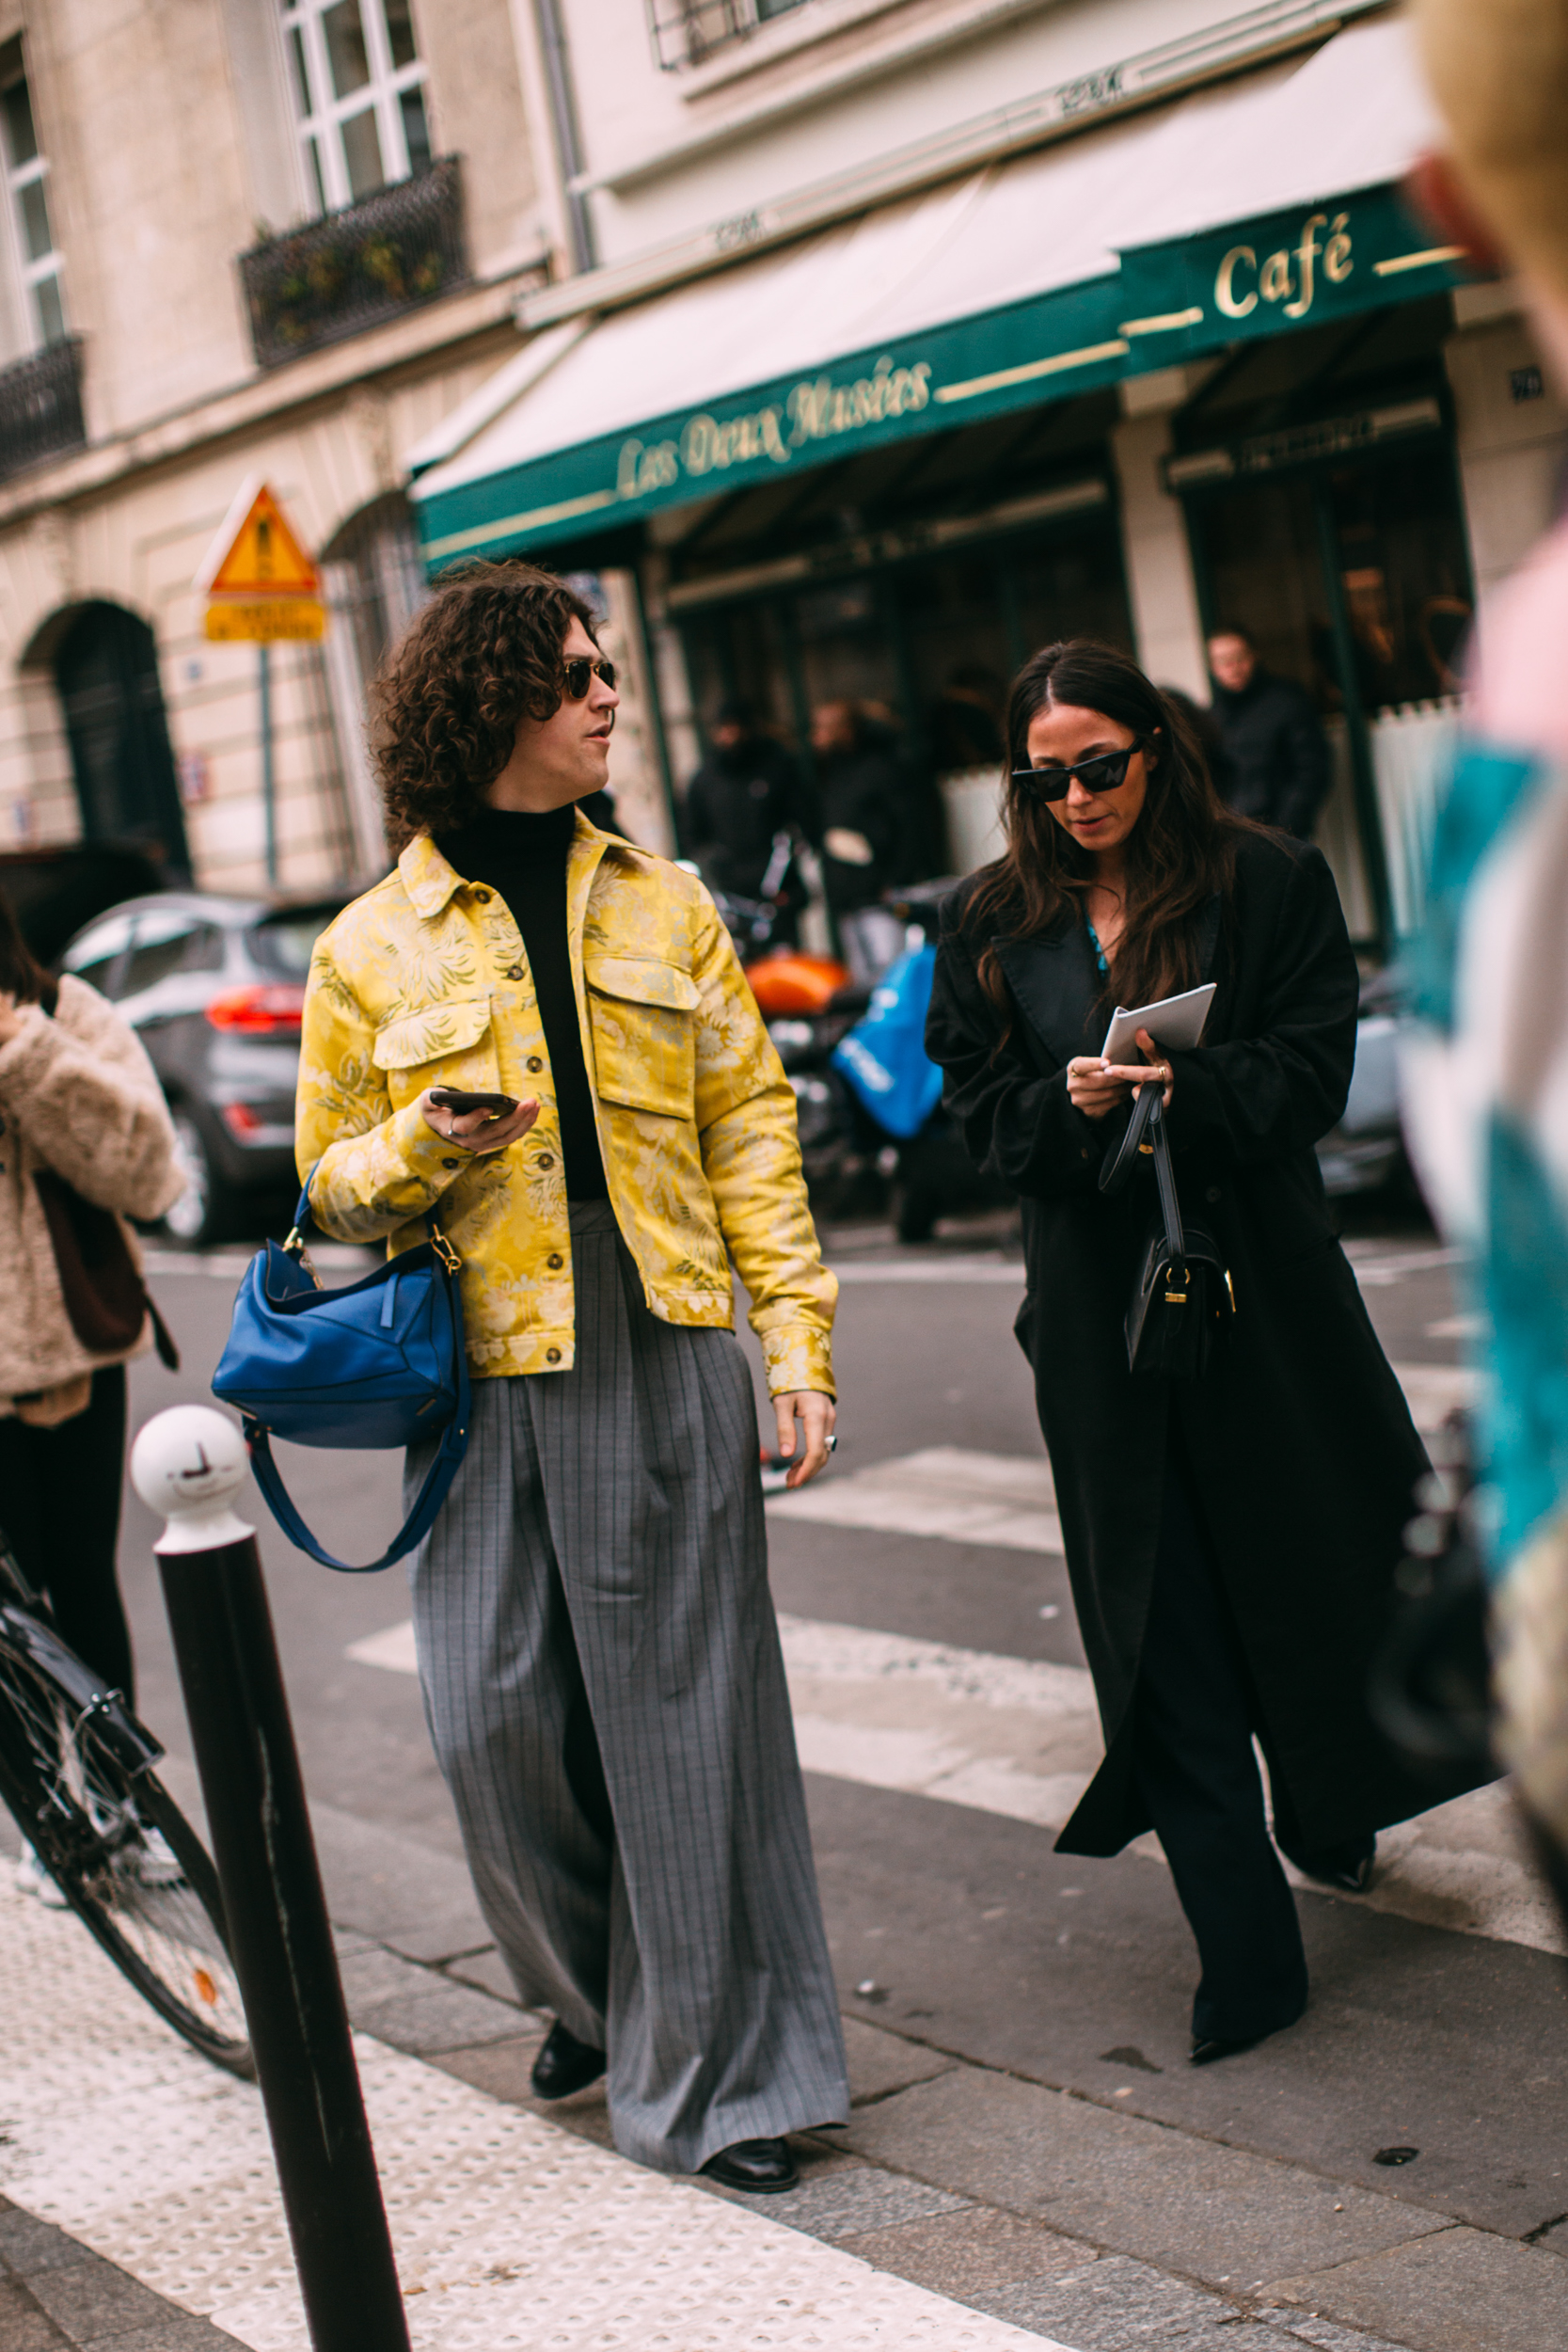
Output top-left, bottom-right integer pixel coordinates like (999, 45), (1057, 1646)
(296, 818), (835, 1396)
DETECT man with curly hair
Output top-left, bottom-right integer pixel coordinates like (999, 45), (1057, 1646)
(296, 561), (847, 2188)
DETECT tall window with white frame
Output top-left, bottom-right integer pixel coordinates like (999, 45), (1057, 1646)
(280, 0), (432, 215)
(0, 42), (64, 345)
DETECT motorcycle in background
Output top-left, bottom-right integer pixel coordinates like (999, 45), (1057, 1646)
(701, 847), (1009, 1242)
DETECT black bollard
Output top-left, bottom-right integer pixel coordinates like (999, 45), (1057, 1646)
(134, 1407), (410, 2352)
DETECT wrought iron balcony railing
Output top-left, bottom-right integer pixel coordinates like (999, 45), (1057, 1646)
(647, 0), (807, 70)
(239, 157), (469, 370)
(0, 336), (87, 481)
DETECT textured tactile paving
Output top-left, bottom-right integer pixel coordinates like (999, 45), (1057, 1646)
(0, 1877), (1066, 2349)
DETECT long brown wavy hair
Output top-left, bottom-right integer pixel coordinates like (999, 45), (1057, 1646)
(371, 559), (599, 852)
(962, 639), (1248, 1020)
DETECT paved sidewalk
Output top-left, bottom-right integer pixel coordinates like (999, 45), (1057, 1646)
(0, 1874), (1063, 2351)
(8, 1804), (1568, 2352)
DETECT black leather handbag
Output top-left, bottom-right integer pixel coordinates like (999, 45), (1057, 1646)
(1100, 1084), (1233, 1379)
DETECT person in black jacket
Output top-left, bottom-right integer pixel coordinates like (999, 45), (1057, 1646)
(926, 638), (1490, 2065)
(1207, 628), (1330, 837)
(812, 700), (910, 979)
(682, 703), (816, 935)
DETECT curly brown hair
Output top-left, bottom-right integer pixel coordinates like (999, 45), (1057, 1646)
(370, 559), (598, 852)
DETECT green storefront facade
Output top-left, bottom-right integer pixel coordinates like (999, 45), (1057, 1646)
(415, 167), (1484, 956)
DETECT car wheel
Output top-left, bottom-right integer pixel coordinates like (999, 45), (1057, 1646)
(163, 1111), (230, 1247)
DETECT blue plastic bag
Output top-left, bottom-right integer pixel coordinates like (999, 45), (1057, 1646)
(831, 943), (945, 1139)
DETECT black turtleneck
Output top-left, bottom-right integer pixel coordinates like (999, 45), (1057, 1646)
(436, 803), (608, 1200)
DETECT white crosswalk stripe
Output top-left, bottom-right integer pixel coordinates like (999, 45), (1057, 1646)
(764, 1366), (1476, 1558)
(768, 1445), (1062, 1552)
(348, 1590), (1555, 1963)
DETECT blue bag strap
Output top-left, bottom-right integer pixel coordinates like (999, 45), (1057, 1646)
(255, 1161), (471, 1573)
(244, 1394), (468, 1573)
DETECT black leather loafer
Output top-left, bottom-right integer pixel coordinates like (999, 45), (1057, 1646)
(530, 2019), (606, 2101)
(1190, 2034), (1261, 2066)
(701, 2137), (798, 2193)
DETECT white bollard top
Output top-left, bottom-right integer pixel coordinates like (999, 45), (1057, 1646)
(131, 1406), (255, 1555)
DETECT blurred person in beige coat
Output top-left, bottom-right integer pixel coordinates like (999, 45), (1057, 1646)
(0, 887), (181, 1720)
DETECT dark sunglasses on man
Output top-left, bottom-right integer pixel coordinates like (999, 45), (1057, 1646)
(562, 657), (616, 698)
(1011, 740), (1146, 803)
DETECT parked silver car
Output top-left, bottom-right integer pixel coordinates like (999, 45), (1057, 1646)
(58, 891), (346, 1244)
(1315, 969), (1412, 1199)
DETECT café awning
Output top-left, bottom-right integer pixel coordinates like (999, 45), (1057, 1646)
(411, 17), (1462, 565)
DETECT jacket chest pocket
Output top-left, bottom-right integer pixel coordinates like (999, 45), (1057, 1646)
(372, 995), (495, 1088)
(585, 956), (699, 1119)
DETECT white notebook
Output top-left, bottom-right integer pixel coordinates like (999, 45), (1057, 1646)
(1101, 983), (1216, 1067)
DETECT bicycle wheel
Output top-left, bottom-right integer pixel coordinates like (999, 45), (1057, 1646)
(0, 1635), (253, 2076)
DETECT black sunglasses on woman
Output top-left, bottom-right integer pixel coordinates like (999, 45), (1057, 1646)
(1011, 742), (1146, 801)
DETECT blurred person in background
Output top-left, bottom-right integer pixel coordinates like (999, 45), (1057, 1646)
(927, 663), (1006, 776)
(682, 699), (816, 937)
(1163, 685), (1237, 807)
(1404, 0), (1568, 1924)
(1207, 625), (1330, 838)
(0, 890), (181, 1897)
(812, 697), (909, 979)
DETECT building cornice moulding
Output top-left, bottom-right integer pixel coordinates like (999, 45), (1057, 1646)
(581, 0), (1385, 188)
(525, 0), (1386, 329)
(0, 272), (539, 536)
(666, 0), (1049, 119)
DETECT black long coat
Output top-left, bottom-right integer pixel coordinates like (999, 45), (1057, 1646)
(927, 832), (1484, 1856)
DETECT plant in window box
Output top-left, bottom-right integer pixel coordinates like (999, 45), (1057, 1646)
(306, 246), (347, 301)
(359, 235), (405, 299)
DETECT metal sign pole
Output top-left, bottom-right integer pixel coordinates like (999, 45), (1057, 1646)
(131, 1407), (411, 2352)
(259, 639), (277, 889)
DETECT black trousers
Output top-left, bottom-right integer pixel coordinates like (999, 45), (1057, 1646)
(1132, 1454), (1308, 2043)
(0, 1365), (132, 1701)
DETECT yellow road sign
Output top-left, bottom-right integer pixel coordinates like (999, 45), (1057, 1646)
(197, 476), (321, 598)
(205, 597), (326, 642)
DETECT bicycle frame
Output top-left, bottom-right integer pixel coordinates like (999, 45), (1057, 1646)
(0, 1601), (163, 1777)
(0, 1528), (163, 1778)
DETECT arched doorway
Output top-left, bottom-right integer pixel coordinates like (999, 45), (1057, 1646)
(54, 603), (189, 873)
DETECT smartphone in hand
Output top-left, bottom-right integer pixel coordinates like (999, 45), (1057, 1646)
(427, 1086), (520, 1122)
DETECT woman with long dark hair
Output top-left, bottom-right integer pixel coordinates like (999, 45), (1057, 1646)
(927, 640), (1486, 2060)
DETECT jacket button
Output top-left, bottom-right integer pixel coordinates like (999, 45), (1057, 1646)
(547, 1252), (563, 1269)
(1206, 1186), (1221, 1203)
(472, 887), (491, 903)
(546, 1346), (562, 1364)
(537, 1152), (555, 1169)
(1080, 1147), (1090, 1161)
(441, 1156), (460, 1169)
(506, 963), (525, 980)
(527, 1056), (543, 1073)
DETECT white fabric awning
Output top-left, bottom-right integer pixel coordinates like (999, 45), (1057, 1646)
(410, 18), (1449, 558)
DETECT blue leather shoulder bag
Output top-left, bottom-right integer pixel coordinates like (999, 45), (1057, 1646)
(212, 1174), (470, 1572)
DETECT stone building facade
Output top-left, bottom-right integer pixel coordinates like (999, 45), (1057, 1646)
(0, 0), (672, 900)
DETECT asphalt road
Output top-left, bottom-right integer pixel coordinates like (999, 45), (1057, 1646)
(97, 1202), (1568, 2345)
(119, 1203), (1465, 1835)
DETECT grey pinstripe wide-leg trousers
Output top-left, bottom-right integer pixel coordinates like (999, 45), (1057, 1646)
(404, 1201), (849, 2173)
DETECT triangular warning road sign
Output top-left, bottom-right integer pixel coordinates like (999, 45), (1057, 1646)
(197, 476), (320, 597)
